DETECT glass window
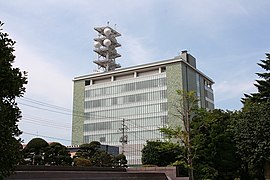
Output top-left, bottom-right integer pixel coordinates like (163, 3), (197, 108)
(85, 80), (90, 86)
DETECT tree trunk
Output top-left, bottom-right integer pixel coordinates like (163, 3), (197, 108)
(187, 112), (194, 180)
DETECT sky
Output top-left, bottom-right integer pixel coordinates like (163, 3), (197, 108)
(1, 0), (270, 146)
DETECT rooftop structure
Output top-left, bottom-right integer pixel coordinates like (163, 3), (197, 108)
(93, 24), (121, 72)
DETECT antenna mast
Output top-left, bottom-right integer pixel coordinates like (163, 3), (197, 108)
(93, 23), (121, 72)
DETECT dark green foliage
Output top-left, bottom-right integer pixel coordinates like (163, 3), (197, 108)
(22, 138), (49, 165)
(26, 138), (49, 150)
(141, 141), (183, 167)
(44, 142), (72, 166)
(243, 53), (270, 103)
(236, 52), (270, 179)
(191, 109), (240, 179)
(74, 157), (91, 166)
(21, 139), (72, 166)
(75, 141), (113, 167)
(114, 154), (128, 168)
(234, 101), (270, 179)
(0, 21), (27, 178)
(94, 151), (113, 167)
(75, 141), (101, 160)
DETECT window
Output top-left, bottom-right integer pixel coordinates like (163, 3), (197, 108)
(85, 80), (90, 86)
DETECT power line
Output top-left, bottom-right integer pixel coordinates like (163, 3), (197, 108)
(22, 119), (71, 130)
(23, 114), (71, 126)
(19, 99), (124, 121)
(23, 131), (72, 143)
(21, 97), (72, 112)
(19, 97), (165, 144)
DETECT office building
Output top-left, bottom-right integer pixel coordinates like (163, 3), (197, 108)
(72, 50), (214, 165)
(72, 26), (214, 165)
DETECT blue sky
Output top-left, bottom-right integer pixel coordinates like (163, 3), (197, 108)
(1, 0), (270, 145)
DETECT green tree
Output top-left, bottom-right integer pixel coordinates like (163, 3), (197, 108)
(22, 138), (49, 165)
(141, 140), (183, 167)
(192, 109), (240, 179)
(44, 142), (72, 166)
(160, 90), (198, 180)
(75, 141), (101, 160)
(74, 157), (91, 166)
(235, 52), (270, 179)
(93, 151), (113, 167)
(75, 141), (113, 167)
(243, 53), (270, 103)
(234, 101), (270, 179)
(0, 21), (27, 178)
(114, 154), (128, 168)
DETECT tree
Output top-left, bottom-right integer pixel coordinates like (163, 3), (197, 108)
(75, 141), (101, 160)
(234, 101), (270, 179)
(243, 53), (270, 103)
(114, 154), (128, 168)
(22, 138), (49, 165)
(141, 140), (183, 167)
(160, 90), (198, 180)
(0, 21), (27, 178)
(191, 109), (240, 179)
(235, 52), (270, 179)
(74, 141), (113, 167)
(44, 142), (72, 166)
(74, 158), (91, 166)
(93, 151), (113, 167)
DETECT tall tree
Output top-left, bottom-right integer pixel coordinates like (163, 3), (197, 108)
(243, 53), (270, 103)
(0, 21), (27, 178)
(234, 101), (270, 179)
(192, 109), (240, 179)
(160, 90), (198, 180)
(236, 52), (270, 179)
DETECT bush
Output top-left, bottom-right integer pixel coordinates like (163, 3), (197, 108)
(74, 158), (91, 167)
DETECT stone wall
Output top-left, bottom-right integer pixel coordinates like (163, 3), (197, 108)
(127, 166), (189, 180)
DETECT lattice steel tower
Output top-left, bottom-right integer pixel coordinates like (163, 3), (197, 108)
(93, 24), (121, 72)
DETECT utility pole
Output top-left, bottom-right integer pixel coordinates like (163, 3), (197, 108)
(119, 118), (128, 154)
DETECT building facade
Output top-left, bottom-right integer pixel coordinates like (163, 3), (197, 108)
(72, 51), (214, 165)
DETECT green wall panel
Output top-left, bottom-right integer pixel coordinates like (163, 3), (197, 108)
(72, 80), (85, 145)
(166, 62), (183, 127)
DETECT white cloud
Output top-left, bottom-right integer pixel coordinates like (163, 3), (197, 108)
(120, 34), (156, 66)
(13, 41), (73, 145)
(13, 42), (72, 108)
(214, 80), (257, 103)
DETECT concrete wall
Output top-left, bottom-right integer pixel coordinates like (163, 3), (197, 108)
(6, 166), (168, 180)
(127, 167), (188, 180)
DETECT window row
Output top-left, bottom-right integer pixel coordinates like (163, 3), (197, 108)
(83, 130), (162, 143)
(85, 77), (167, 98)
(205, 90), (214, 100)
(83, 115), (168, 132)
(85, 90), (167, 109)
(84, 103), (168, 120)
(205, 100), (214, 109)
